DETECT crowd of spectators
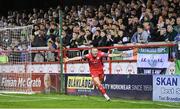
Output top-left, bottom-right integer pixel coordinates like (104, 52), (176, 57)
(0, 0), (180, 61)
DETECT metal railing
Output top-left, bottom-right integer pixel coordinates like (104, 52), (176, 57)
(64, 42), (176, 74)
(0, 42), (176, 65)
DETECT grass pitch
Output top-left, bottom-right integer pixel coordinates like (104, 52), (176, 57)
(0, 93), (179, 108)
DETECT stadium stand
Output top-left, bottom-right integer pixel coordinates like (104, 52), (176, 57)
(0, 0), (179, 62)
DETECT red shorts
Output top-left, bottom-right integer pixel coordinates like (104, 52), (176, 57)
(90, 72), (104, 80)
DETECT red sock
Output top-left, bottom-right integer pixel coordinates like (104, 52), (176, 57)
(98, 84), (106, 94)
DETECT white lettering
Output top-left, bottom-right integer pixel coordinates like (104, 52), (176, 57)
(110, 84), (131, 90)
(131, 85), (142, 91)
(1, 77), (17, 87)
(18, 78), (26, 87)
(27, 78), (41, 88)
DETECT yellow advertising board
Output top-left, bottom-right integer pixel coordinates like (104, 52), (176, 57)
(67, 76), (94, 89)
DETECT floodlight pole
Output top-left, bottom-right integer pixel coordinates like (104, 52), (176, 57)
(59, 10), (64, 94)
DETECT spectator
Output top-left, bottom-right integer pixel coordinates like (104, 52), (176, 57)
(32, 30), (46, 47)
(0, 0), (179, 52)
(106, 32), (114, 46)
(62, 30), (71, 47)
(45, 40), (55, 62)
(46, 28), (57, 42)
(98, 30), (107, 47)
(158, 28), (168, 42)
(166, 25), (178, 41)
(113, 30), (123, 44)
(131, 25), (149, 43)
(69, 32), (78, 48)
(139, 26), (150, 43)
(174, 17), (180, 34)
(55, 37), (60, 49)
(77, 29), (86, 46)
(131, 25), (142, 43)
(92, 30), (101, 47)
(143, 22), (155, 41)
(157, 16), (165, 30)
(83, 29), (92, 46)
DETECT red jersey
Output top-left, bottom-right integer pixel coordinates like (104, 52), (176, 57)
(83, 51), (108, 74)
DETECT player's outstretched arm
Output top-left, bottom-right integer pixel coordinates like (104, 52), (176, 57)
(64, 56), (83, 62)
(108, 52), (127, 57)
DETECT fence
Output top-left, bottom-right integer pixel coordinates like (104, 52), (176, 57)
(0, 42), (177, 74)
(64, 42), (176, 74)
(0, 42), (178, 94)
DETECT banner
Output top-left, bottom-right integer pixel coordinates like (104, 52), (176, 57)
(0, 64), (60, 73)
(137, 47), (169, 74)
(66, 63), (109, 74)
(112, 48), (137, 60)
(65, 74), (94, 95)
(65, 74), (152, 100)
(153, 75), (180, 102)
(67, 76), (94, 89)
(111, 62), (137, 74)
(103, 74), (152, 100)
(0, 73), (60, 93)
(137, 47), (168, 68)
(137, 68), (166, 74)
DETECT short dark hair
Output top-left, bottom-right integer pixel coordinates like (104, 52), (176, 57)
(50, 29), (54, 33)
(137, 25), (143, 29)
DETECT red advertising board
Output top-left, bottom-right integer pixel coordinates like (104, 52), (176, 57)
(0, 73), (60, 93)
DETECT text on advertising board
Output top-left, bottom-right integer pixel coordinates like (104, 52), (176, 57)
(67, 76), (94, 89)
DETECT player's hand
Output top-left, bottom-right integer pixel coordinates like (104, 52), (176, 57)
(63, 57), (69, 62)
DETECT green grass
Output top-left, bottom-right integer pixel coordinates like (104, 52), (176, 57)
(0, 93), (179, 108)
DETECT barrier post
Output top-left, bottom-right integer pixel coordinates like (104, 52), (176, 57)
(59, 10), (65, 94)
